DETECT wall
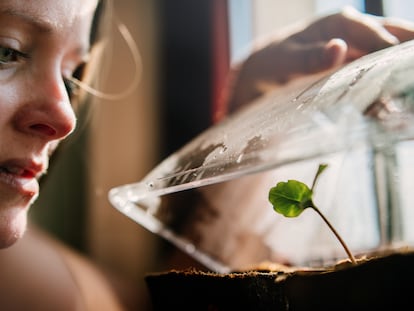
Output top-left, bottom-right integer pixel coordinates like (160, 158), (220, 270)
(86, 0), (161, 304)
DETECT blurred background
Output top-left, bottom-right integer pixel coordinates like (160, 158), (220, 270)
(28, 0), (414, 307)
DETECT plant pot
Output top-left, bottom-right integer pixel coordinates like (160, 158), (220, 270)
(145, 249), (414, 310)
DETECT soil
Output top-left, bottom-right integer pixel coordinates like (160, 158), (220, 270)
(145, 249), (414, 310)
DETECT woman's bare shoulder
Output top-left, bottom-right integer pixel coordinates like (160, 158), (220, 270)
(0, 225), (130, 311)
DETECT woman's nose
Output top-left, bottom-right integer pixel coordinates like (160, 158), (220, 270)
(13, 74), (77, 141)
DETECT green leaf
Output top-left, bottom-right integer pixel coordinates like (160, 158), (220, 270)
(268, 180), (314, 217)
(267, 164), (356, 264)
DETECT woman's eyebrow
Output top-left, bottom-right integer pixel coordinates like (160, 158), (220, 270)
(1, 7), (91, 58)
(0, 8), (53, 34)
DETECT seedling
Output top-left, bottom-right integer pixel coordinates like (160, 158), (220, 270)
(268, 164), (356, 265)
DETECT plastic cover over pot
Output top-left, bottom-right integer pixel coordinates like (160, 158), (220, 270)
(109, 40), (414, 273)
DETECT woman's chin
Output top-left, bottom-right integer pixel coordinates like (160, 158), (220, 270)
(0, 207), (28, 248)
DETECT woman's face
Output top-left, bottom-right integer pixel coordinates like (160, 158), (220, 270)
(0, 0), (98, 247)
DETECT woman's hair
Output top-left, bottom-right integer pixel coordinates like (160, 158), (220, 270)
(67, 0), (111, 111)
(90, 0), (107, 46)
(67, 0), (141, 111)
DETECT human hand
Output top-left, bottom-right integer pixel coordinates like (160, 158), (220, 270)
(221, 6), (414, 118)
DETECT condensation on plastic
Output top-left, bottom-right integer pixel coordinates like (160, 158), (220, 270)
(109, 40), (414, 273)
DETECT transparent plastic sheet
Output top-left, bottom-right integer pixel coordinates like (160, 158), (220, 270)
(109, 40), (414, 273)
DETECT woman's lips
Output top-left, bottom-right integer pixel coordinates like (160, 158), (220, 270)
(0, 161), (43, 200)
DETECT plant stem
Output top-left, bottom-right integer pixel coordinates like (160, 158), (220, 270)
(311, 164), (328, 191)
(312, 205), (357, 265)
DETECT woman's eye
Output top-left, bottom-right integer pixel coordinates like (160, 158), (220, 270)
(0, 46), (24, 65)
(63, 62), (87, 102)
(73, 63), (85, 80)
(63, 77), (79, 101)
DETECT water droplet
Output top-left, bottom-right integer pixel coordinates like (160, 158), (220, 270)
(296, 103), (304, 110)
(220, 146), (228, 154)
(185, 244), (195, 253)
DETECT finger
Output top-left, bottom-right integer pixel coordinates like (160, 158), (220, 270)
(286, 39), (348, 76)
(299, 7), (399, 53)
(382, 17), (414, 42)
(334, 7), (400, 51)
(324, 38), (348, 68)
